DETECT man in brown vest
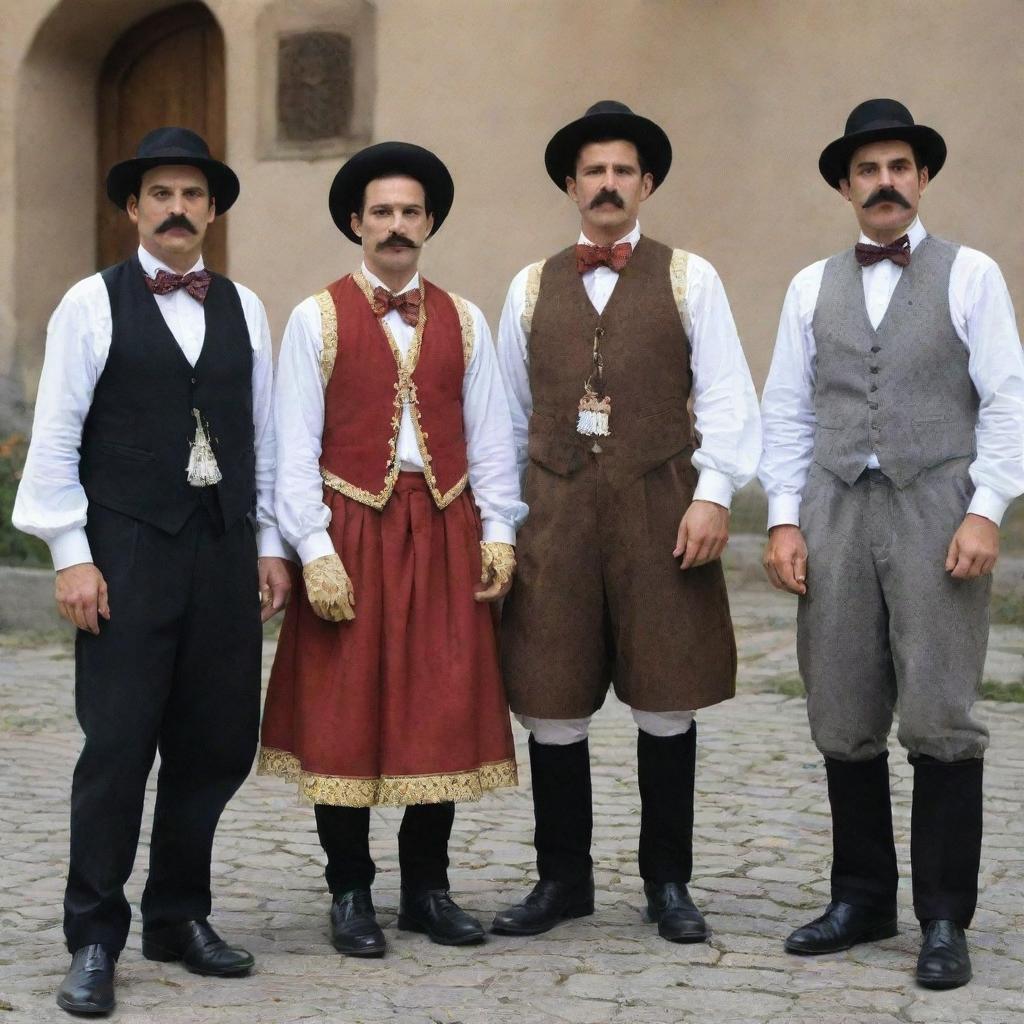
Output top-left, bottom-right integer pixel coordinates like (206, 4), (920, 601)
(259, 142), (526, 956)
(761, 99), (1024, 988)
(492, 102), (761, 942)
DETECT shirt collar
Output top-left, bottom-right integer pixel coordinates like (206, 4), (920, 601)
(578, 221), (641, 250)
(360, 262), (420, 295)
(137, 244), (204, 279)
(857, 216), (926, 253)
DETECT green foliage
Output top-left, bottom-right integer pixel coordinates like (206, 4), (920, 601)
(0, 434), (50, 566)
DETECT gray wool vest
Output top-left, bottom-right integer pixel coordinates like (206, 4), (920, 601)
(810, 235), (978, 488)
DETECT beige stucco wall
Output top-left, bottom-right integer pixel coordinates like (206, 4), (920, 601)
(1, 0), (1022, 430)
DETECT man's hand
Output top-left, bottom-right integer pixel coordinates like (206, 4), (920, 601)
(475, 542), (516, 602)
(945, 513), (999, 579)
(258, 556), (292, 623)
(55, 563), (110, 634)
(762, 524), (808, 595)
(674, 500), (729, 569)
(303, 553), (356, 621)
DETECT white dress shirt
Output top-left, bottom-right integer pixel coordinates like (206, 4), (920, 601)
(13, 245), (286, 570)
(496, 222), (762, 507)
(759, 217), (1024, 527)
(274, 263), (527, 566)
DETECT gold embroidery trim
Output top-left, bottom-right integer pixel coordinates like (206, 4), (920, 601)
(450, 292), (475, 368)
(258, 746), (518, 807)
(314, 290), (338, 386)
(669, 249), (692, 339)
(521, 260), (546, 336)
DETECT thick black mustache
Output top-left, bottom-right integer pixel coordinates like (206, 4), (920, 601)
(377, 233), (417, 250)
(590, 189), (625, 210)
(863, 187), (912, 210)
(156, 213), (198, 234)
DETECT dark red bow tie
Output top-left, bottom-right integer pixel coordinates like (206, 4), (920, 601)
(576, 242), (632, 275)
(145, 268), (212, 303)
(371, 286), (421, 327)
(854, 235), (911, 268)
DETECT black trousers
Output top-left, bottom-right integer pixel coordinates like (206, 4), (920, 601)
(314, 802), (456, 893)
(64, 504), (261, 954)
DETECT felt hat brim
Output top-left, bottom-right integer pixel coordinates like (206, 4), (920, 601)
(106, 153), (240, 215)
(819, 123), (946, 189)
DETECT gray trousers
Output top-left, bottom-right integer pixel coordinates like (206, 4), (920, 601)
(798, 458), (990, 763)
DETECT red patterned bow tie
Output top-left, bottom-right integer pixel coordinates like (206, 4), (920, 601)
(854, 235), (911, 268)
(575, 242), (632, 275)
(371, 286), (421, 327)
(145, 268), (212, 303)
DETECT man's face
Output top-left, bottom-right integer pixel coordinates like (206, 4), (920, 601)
(566, 140), (653, 241)
(350, 176), (434, 285)
(127, 165), (214, 268)
(839, 140), (928, 241)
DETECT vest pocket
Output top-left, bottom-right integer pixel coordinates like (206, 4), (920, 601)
(96, 440), (155, 462)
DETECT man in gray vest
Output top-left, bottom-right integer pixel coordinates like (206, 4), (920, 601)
(14, 127), (291, 1014)
(493, 101), (761, 942)
(760, 99), (1024, 989)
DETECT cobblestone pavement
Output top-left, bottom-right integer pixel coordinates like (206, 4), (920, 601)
(1, 559), (1022, 1024)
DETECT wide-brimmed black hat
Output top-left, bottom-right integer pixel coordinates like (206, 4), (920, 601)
(105, 126), (240, 214)
(819, 99), (946, 189)
(329, 142), (454, 243)
(544, 100), (672, 192)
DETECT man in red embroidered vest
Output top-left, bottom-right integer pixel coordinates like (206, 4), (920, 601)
(259, 142), (526, 955)
(492, 102), (761, 942)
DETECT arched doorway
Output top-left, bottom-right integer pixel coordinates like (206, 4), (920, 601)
(97, 2), (227, 272)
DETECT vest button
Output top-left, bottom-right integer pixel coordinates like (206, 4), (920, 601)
(191, 377), (198, 385)
(869, 366), (879, 374)
(868, 402), (878, 410)
(870, 384), (878, 392)
(870, 346), (881, 353)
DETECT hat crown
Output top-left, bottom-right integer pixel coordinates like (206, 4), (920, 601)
(583, 100), (635, 118)
(845, 98), (915, 135)
(135, 126), (213, 160)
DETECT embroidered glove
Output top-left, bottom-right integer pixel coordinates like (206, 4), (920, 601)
(480, 542), (516, 590)
(302, 553), (356, 622)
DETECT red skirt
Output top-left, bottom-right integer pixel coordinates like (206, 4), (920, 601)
(259, 473), (518, 806)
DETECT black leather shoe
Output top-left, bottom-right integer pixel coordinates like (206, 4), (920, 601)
(916, 920), (972, 989)
(397, 889), (485, 946)
(56, 944), (115, 1016)
(328, 889), (386, 957)
(142, 919), (254, 976)
(785, 900), (898, 955)
(490, 876), (595, 936)
(644, 882), (708, 943)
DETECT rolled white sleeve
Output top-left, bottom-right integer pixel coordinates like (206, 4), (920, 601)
(12, 277), (110, 570)
(685, 256), (762, 507)
(272, 298), (335, 565)
(461, 302), (527, 544)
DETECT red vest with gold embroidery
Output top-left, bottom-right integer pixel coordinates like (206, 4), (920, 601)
(316, 271), (473, 510)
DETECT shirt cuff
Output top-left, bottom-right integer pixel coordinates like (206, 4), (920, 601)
(50, 529), (93, 572)
(296, 530), (336, 566)
(967, 486), (1009, 526)
(692, 468), (734, 509)
(256, 525), (289, 559)
(482, 520), (516, 545)
(767, 493), (802, 530)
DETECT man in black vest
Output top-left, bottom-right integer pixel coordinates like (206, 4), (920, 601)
(760, 100), (1024, 988)
(13, 127), (291, 1015)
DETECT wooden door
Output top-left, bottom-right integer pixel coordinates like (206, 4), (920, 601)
(97, 3), (227, 272)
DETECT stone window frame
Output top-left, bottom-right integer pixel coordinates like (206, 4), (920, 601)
(256, 0), (375, 160)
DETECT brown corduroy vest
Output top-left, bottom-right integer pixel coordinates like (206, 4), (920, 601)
(528, 236), (694, 489)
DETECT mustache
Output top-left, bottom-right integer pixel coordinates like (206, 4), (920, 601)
(155, 213), (198, 234)
(377, 233), (417, 250)
(863, 187), (912, 210)
(589, 189), (625, 210)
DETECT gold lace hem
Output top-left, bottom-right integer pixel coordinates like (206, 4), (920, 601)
(258, 746), (519, 807)
(315, 289), (339, 385)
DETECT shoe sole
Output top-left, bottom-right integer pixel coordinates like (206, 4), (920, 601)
(916, 968), (972, 990)
(330, 938), (386, 958)
(397, 915), (486, 945)
(785, 920), (899, 955)
(56, 993), (114, 1016)
(142, 944), (254, 977)
(490, 899), (595, 936)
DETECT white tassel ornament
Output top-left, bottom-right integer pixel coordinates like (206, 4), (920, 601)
(186, 408), (222, 486)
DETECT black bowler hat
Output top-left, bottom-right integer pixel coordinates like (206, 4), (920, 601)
(329, 142), (455, 243)
(105, 126), (240, 214)
(544, 100), (672, 192)
(818, 99), (946, 189)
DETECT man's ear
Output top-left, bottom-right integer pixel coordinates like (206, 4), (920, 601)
(350, 211), (363, 239)
(838, 179), (852, 202)
(565, 176), (578, 203)
(126, 195), (139, 225)
(639, 171), (654, 202)
(917, 165), (930, 196)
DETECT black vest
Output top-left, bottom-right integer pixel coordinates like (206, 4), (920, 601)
(79, 256), (255, 534)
